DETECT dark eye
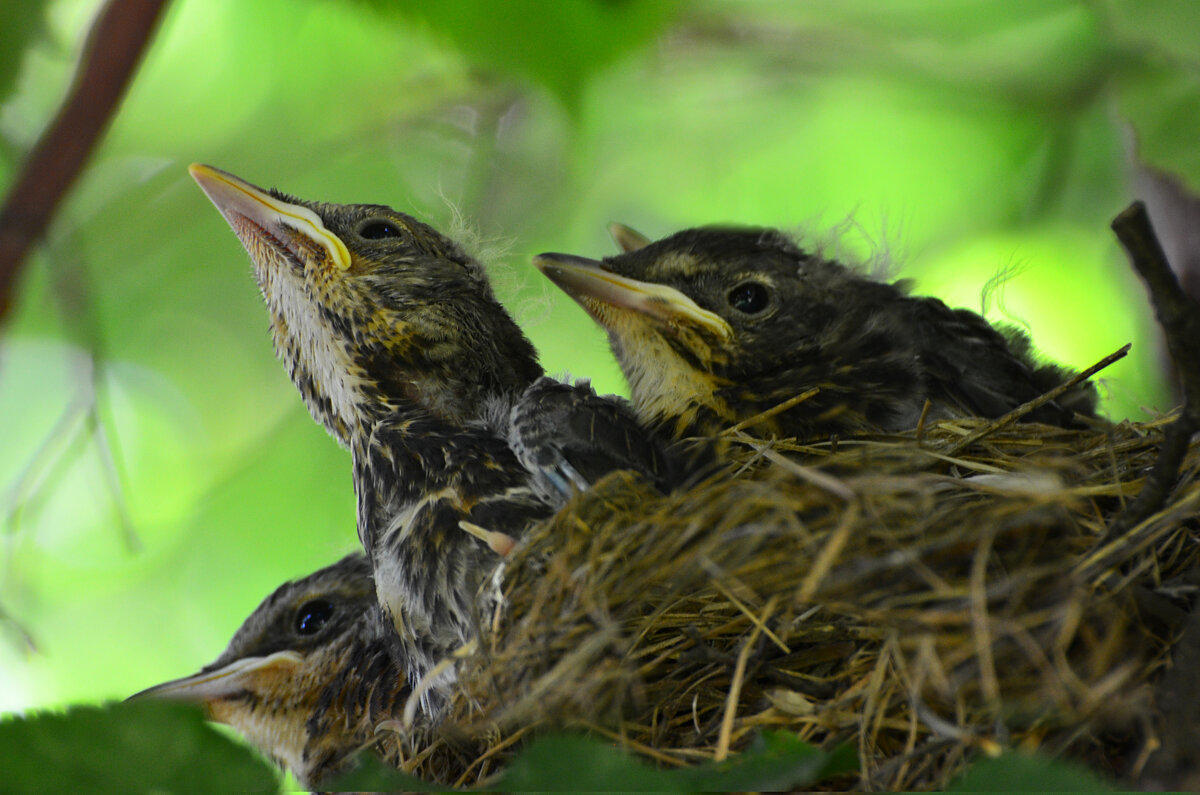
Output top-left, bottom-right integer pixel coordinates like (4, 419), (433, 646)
(294, 599), (335, 635)
(727, 281), (770, 314)
(359, 220), (402, 239)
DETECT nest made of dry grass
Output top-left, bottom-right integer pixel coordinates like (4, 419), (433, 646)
(404, 412), (1199, 790)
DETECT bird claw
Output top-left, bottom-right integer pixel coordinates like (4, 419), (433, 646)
(557, 459), (589, 491)
(540, 459), (590, 500)
(540, 468), (573, 499)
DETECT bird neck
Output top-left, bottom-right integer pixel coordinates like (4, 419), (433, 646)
(300, 626), (409, 786)
(616, 332), (736, 441)
(264, 261), (544, 449)
(288, 336), (541, 452)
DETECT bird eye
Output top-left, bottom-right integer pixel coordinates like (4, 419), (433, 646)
(294, 599), (335, 635)
(727, 281), (770, 314)
(359, 220), (402, 240)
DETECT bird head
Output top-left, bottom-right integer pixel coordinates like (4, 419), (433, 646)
(537, 226), (921, 439)
(190, 164), (542, 447)
(129, 554), (406, 788)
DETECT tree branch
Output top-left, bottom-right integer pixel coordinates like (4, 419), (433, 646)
(0, 0), (169, 322)
(1109, 201), (1200, 533)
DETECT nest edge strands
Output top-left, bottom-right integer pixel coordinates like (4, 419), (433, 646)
(404, 406), (1199, 791)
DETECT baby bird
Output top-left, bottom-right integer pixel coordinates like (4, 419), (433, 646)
(536, 225), (1097, 442)
(188, 165), (669, 710)
(130, 554), (409, 789)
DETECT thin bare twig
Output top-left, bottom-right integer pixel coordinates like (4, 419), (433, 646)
(0, 0), (168, 322)
(720, 387), (820, 436)
(714, 596), (775, 762)
(0, 600), (37, 654)
(944, 344), (1130, 457)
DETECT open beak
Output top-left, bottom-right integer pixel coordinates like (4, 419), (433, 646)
(188, 163), (351, 271)
(534, 252), (733, 341)
(127, 650), (303, 705)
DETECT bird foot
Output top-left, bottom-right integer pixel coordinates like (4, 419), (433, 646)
(540, 459), (590, 500)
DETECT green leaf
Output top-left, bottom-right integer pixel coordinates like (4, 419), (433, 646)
(0, 701), (278, 793)
(357, 0), (681, 111)
(1106, 0), (1200, 191)
(0, 1), (49, 105)
(332, 731), (852, 792)
(1102, 0), (1200, 67)
(947, 752), (1114, 792)
(325, 755), (452, 792)
(673, 731), (857, 792)
(1118, 60), (1200, 193)
(496, 734), (679, 792)
(499, 731), (854, 793)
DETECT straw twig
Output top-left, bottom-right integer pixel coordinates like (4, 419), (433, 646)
(945, 344), (1130, 456)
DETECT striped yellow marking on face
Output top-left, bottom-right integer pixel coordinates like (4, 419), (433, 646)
(605, 309), (733, 429)
(189, 163), (351, 271)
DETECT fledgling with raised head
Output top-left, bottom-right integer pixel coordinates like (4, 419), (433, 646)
(188, 166), (671, 711)
(536, 225), (1098, 443)
(130, 554), (408, 789)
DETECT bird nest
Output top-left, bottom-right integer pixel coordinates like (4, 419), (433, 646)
(400, 409), (1198, 790)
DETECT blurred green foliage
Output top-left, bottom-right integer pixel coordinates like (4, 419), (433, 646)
(0, 1), (51, 108)
(333, 730), (856, 791)
(0, 701), (278, 791)
(0, 703), (1111, 793)
(357, 0), (683, 110)
(0, 707), (855, 792)
(0, 0), (1197, 786)
(947, 751), (1115, 792)
(496, 731), (855, 792)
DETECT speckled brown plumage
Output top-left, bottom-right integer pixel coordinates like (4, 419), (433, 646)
(130, 554), (411, 789)
(537, 226), (1098, 442)
(189, 165), (670, 714)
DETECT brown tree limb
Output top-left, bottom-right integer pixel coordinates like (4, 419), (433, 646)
(1109, 202), (1200, 789)
(1135, 165), (1200, 310)
(1109, 201), (1200, 533)
(1138, 602), (1200, 790)
(0, 0), (169, 322)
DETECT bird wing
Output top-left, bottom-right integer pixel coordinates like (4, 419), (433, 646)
(905, 297), (1095, 426)
(508, 376), (677, 504)
(354, 413), (552, 709)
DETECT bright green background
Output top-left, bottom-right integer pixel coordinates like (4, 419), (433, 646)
(0, 0), (1195, 744)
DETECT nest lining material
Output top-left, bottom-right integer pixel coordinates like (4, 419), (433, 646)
(396, 406), (1198, 790)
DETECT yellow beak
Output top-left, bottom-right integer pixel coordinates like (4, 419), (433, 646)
(188, 163), (351, 271)
(534, 253), (733, 341)
(128, 650), (303, 706)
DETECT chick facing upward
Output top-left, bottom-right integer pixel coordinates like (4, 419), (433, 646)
(189, 164), (543, 448)
(189, 165), (550, 705)
(189, 166), (672, 714)
(130, 554), (409, 789)
(537, 226), (1097, 442)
